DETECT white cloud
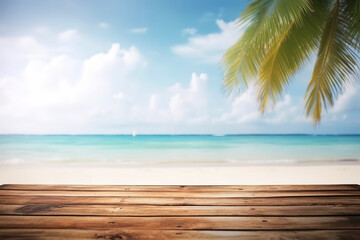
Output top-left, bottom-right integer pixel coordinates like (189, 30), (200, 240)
(182, 28), (197, 36)
(149, 94), (159, 110)
(0, 36), (48, 62)
(0, 36), (50, 77)
(168, 73), (208, 121)
(58, 29), (78, 42)
(218, 85), (300, 124)
(98, 22), (109, 28)
(131, 73), (209, 124)
(219, 86), (259, 123)
(82, 44), (144, 81)
(263, 95), (301, 124)
(131, 28), (148, 34)
(216, 81), (360, 126)
(330, 84), (360, 114)
(113, 92), (125, 100)
(318, 83), (360, 122)
(0, 42), (146, 133)
(1, 29), (356, 134)
(172, 19), (242, 63)
(23, 54), (80, 106)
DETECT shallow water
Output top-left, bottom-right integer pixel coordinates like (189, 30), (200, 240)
(0, 135), (359, 165)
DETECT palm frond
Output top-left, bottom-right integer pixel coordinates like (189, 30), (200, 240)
(222, 0), (312, 93)
(223, 0), (360, 124)
(305, 0), (359, 124)
(343, 0), (360, 50)
(257, 22), (295, 112)
(257, 1), (329, 113)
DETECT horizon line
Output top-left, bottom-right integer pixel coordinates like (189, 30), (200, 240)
(1, 133), (360, 136)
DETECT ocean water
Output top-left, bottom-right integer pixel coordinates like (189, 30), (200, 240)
(0, 135), (360, 165)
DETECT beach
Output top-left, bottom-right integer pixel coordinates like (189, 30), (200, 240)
(1, 135), (360, 185)
(1, 161), (359, 185)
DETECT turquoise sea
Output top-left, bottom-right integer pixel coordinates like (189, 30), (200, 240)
(0, 135), (360, 165)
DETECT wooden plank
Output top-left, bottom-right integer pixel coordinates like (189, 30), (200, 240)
(0, 185), (359, 239)
(2, 204), (360, 216)
(1, 195), (359, 206)
(1, 190), (360, 198)
(1, 229), (360, 240)
(0, 216), (360, 230)
(1, 184), (359, 192)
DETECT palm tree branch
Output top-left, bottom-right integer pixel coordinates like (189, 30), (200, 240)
(256, 0), (329, 113)
(222, 0), (312, 94)
(305, 0), (359, 124)
(257, 21), (295, 113)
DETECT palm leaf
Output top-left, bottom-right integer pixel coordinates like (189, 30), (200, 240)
(222, 0), (312, 93)
(223, 0), (360, 124)
(305, 0), (359, 124)
(343, 0), (360, 50)
(257, 0), (329, 112)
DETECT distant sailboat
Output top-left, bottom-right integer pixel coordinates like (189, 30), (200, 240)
(132, 130), (136, 137)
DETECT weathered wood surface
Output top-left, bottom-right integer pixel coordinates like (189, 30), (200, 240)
(1, 229), (360, 240)
(1, 195), (360, 205)
(2, 204), (360, 216)
(0, 185), (359, 239)
(2, 184), (359, 191)
(1, 216), (360, 230)
(2, 190), (360, 197)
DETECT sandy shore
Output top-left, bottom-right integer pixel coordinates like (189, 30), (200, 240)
(1, 162), (359, 185)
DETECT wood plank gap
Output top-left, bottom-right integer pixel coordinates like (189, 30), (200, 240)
(0, 229), (360, 240)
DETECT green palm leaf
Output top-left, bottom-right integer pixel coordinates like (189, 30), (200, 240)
(223, 0), (312, 92)
(223, 0), (360, 124)
(257, 0), (329, 112)
(305, 0), (359, 124)
(343, 0), (360, 50)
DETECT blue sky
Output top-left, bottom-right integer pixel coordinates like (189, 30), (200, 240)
(0, 0), (359, 134)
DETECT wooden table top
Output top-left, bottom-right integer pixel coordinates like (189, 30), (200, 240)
(0, 184), (359, 239)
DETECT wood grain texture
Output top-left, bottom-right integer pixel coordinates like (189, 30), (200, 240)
(2, 204), (360, 216)
(1, 229), (360, 240)
(0, 184), (359, 239)
(1, 216), (360, 230)
(1, 190), (360, 197)
(1, 184), (359, 191)
(1, 195), (360, 205)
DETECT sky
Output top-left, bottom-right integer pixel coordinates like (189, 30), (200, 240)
(0, 0), (359, 134)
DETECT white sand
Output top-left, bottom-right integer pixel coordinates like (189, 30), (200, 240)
(0, 162), (359, 185)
